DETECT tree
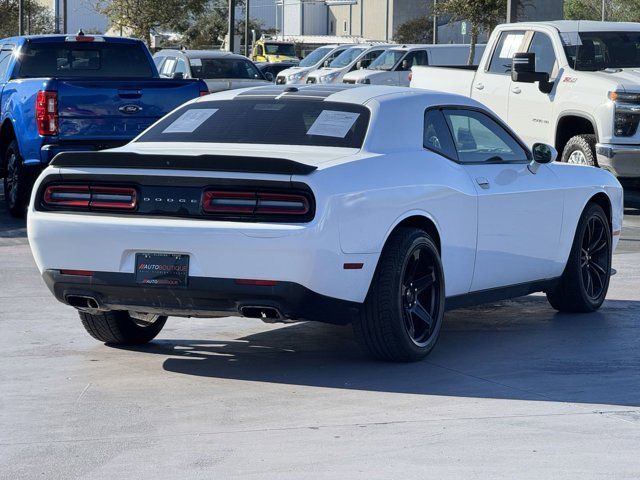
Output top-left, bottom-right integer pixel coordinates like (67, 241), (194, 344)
(395, 16), (434, 45)
(435, 0), (506, 64)
(95, 0), (208, 45)
(0, 0), (54, 38)
(564, 0), (640, 22)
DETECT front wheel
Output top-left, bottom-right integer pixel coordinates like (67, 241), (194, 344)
(561, 134), (598, 167)
(353, 227), (445, 362)
(79, 311), (167, 345)
(546, 203), (612, 312)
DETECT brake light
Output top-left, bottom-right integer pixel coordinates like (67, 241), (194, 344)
(36, 91), (58, 136)
(202, 190), (310, 216)
(200, 90), (210, 97)
(408, 72), (413, 82)
(60, 269), (94, 276)
(43, 185), (137, 210)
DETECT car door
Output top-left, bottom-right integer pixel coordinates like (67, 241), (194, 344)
(507, 31), (558, 147)
(441, 107), (564, 291)
(471, 30), (526, 119)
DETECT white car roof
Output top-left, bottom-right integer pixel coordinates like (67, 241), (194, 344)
(501, 20), (640, 33)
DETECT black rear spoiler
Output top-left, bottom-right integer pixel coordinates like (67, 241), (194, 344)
(50, 151), (318, 176)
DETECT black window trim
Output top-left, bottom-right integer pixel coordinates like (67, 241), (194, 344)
(525, 30), (559, 81)
(423, 105), (532, 165)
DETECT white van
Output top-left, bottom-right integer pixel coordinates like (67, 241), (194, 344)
(275, 44), (351, 85)
(305, 44), (392, 84)
(342, 44), (486, 87)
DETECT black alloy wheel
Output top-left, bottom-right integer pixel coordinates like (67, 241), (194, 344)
(580, 214), (610, 301)
(401, 245), (441, 347)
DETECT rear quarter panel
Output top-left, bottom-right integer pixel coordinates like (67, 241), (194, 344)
(410, 66), (475, 96)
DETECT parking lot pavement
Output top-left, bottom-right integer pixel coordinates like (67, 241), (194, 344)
(1, 188), (639, 480)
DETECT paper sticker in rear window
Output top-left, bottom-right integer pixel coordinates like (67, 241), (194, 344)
(190, 58), (203, 67)
(163, 109), (218, 134)
(307, 110), (360, 138)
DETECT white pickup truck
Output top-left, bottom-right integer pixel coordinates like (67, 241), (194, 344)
(411, 20), (640, 180)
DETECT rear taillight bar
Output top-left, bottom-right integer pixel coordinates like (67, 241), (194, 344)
(202, 190), (310, 216)
(43, 185), (137, 210)
(36, 91), (58, 136)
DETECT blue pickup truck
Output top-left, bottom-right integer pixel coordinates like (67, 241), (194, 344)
(0, 33), (208, 216)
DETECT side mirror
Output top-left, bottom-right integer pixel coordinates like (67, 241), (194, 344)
(401, 59), (410, 71)
(529, 143), (557, 174)
(323, 60), (330, 68)
(172, 72), (184, 80)
(511, 52), (554, 94)
(264, 71), (274, 82)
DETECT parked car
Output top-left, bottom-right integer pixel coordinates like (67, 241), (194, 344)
(255, 61), (299, 82)
(0, 33), (207, 217)
(154, 49), (272, 92)
(251, 38), (299, 64)
(411, 21), (640, 180)
(28, 85), (623, 362)
(276, 44), (351, 85)
(343, 44), (486, 86)
(305, 44), (392, 84)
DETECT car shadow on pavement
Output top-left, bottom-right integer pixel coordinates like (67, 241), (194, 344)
(120, 296), (640, 407)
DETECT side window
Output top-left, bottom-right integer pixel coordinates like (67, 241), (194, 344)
(423, 109), (458, 160)
(354, 49), (384, 70)
(412, 50), (429, 67)
(487, 31), (526, 74)
(175, 58), (187, 77)
(528, 32), (557, 77)
(160, 57), (176, 77)
(153, 56), (165, 69)
(0, 44), (15, 81)
(442, 109), (529, 163)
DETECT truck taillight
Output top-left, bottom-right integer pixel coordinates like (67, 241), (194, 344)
(36, 91), (58, 136)
(43, 185), (137, 211)
(202, 190), (311, 217)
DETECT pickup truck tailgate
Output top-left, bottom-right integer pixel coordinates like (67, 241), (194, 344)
(56, 79), (203, 141)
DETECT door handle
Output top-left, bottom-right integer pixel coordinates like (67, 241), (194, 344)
(476, 177), (490, 189)
(474, 83), (484, 90)
(512, 86), (522, 94)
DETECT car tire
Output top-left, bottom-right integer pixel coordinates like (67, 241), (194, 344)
(353, 227), (445, 362)
(561, 134), (598, 167)
(546, 203), (612, 313)
(3, 140), (31, 218)
(79, 311), (167, 345)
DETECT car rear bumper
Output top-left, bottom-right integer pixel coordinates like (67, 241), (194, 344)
(596, 143), (640, 178)
(43, 270), (361, 324)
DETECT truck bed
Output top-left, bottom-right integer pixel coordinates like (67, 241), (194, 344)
(410, 65), (478, 97)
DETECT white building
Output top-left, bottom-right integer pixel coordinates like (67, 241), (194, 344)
(37, 0), (110, 34)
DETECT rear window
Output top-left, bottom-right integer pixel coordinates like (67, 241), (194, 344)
(190, 58), (263, 80)
(18, 42), (154, 78)
(137, 99), (370, 148)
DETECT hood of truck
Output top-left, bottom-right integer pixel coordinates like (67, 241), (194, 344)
(343, 70), (388, 83)
(265, 54), (298, 63)
(580, 68), (640, 92)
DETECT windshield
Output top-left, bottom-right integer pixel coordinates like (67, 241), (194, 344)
(329, 47), (366, 68)
(264, 43), (296, 57)
(18, 42), (154, 78)
(299, 46), (333, 67)
(563, 31), (640, 71)
(137, 99), (370, 148)
(369, 50), (405, 70)
(191, 58), (263, 80)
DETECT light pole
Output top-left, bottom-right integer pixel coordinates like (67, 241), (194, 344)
(432, 0), (437, 44)
(244, 0), (250, 57)
(507, 0), (518, 23)
(18, 0), (24, 35)
(228, 0), (236, 53)
(602, 0), (606, 21)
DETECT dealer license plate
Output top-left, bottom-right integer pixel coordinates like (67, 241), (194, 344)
(135, 253), (189, 287)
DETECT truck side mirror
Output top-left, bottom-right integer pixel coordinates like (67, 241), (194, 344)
(172, 72), (184, 80)
(356, 60), (363, 70)
(323, 60), (330, 68)
(528, 143), (557, 174)
(401, 59), (410, 71)
(511, 52), (553, 94)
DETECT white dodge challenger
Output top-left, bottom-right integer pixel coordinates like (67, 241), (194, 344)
(27, 85), (623, 362)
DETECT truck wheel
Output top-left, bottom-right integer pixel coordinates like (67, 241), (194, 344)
(3, 140), (31, 218)
(79, 311), (167, 345)
(353, 227), (445, 362)
(561, 134), (598, 167)
(546, 203), (611, 313)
